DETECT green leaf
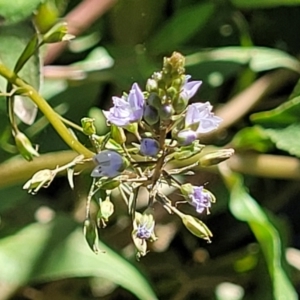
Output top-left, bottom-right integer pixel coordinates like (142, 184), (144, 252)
(185, 47), (300, 73)
(0, 22), (40, 92)
(231, 0), (300, 9)
(0, 0), (42, 25)
(289, 78), (300, 100)
(0, 22), (41, 124)
(224, 172), (297, 300)
(251, 96), (300, 127)
(148, 3), (215, 53)
(264, 124), (300, 158)
(232, 126), (274, 152)
(0, 216), (157, 300)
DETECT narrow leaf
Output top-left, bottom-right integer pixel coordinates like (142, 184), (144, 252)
(0, 216), (157, 300)
(148, 3), (214, 53)
(221, 170), (297, 300)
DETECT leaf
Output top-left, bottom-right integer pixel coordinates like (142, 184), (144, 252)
(185, 47), (300, 74)
(0, 22), (41, 124)
(0, 0), (42, 25)
(0, 216), (157, 300)
(231, 0), (300, 9)
(148, 3), (215, 53)
(232, 126), (274, 152)
(264, 124), (300, 158)
(222, 171), (297, 300)
(251, 96), (300, 127)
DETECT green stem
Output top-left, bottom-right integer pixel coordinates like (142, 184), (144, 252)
(0, 63), (94, 158)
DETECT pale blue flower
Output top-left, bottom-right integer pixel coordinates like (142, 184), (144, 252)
(185, 102), (222, 134)
(181, 184), (215, 214)
(140, 138), (160, 157)
(180, 75), (202, 101)
(189, 186), (212, 214)
(103, 83), (145, 126)
(176, 129), (197, 146)
(91, 150), (125, 178)
(136, 223), (154, 239)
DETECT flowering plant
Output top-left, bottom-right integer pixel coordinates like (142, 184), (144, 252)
(21, 52), (233, 258)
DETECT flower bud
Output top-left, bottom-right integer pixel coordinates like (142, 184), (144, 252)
(91, 150), (129, 178)
(81, 117), (96, 136)
(175, 129), (197, 146)
(158, 104), (174, 120)
(163, 52), (185, 77)
(83, 218), (100, 253)
(97, 198), (114, 227)
(146, 78), (158, 92)
(143, 105), (159, 125)
(23, 169), (55, 194)
(172, 96), (189, 114)
(42, 22), (74, 44)
(111, 124), (126, 144)
(14, 131), (39, 161)
(181, 214), (212, 242)
(147, 93), (161, 109)
(140, 138), (160, 157)
(199, 149), (235, 167)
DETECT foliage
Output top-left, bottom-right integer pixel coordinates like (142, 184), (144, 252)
(0, 0), (300, 299)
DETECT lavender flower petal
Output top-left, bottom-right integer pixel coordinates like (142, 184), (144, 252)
(103, 83), (145, 126)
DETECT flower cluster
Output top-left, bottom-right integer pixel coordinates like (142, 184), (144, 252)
(85, 52), (233, 258)
(23, 52), (233, 258)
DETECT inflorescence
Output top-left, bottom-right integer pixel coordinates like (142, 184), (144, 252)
(23, 52), (234, 258)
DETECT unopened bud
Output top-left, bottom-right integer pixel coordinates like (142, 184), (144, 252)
(97, 198), (114, 227)
(140, 138), (160, 157)
(42, 22), (74, 44)
(199, 149), (235, 167)
(147, 93), (161, 109)
(146, 78), (158, 92)
(111, 124), (126, 144)
(143, 105), (159, 125)
(181, 214), (212, 242)
(163, 52), (185, 77)
(158, 104), (174, 120)
(14, 131), (39, 161)
(81, 117), (96, 135)
(173, 96), (189, 114)
(83, 218), (100, 253)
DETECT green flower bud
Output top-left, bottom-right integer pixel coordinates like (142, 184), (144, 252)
(158, 104), (174, 120)
(167, 87), (177, 101)
(97, 198), (114, 227)
(146, 78), (158, 92)
(144, 105), (159, 125)
(181, 214), (212, 242)
(111, 124), (126, 144)
(14, 131), (39, 161)
(83, 218), (100, 253)
(163, 52), (185, 78)
(23, 169), (55, 194)
(199, 149), (235, 167)
(147, 93), (161, 109)
(173, 96), (188, 114)
(81, 117), (96, 136)
(42, 22), (74, 44)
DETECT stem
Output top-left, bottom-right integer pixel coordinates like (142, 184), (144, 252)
(0, 63), (94, 158)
